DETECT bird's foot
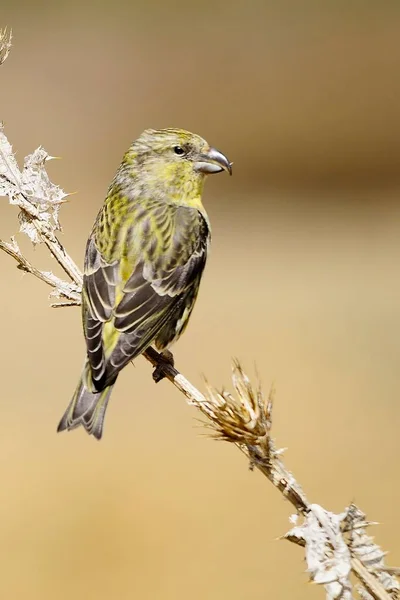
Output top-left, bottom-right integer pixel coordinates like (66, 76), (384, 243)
(152, 350), (175, 383)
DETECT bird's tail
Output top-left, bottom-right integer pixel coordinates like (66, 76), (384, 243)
(57, 362), (114, 440)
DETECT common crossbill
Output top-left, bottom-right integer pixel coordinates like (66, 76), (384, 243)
(57, 128), (232, 439)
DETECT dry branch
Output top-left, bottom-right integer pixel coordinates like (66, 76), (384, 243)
(0, 28), (12, 65)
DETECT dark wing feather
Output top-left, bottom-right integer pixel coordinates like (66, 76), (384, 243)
(82, 237), (119, 385)
(83, 205), (209, 390)
(83, 238), (117, 322)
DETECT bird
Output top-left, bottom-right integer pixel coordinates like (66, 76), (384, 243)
(57, 128), (232, 439)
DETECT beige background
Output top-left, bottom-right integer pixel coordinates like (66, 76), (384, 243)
(1, 2), (400, 599)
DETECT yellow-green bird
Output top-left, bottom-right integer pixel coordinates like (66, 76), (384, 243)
(57, 128), (232, 439)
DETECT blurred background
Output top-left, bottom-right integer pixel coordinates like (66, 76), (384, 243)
(1, 1), (400, 598)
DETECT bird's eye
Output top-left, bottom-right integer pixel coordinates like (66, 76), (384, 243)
(174, 146), (185, 156)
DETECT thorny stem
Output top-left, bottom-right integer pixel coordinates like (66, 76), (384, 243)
(351, 559), (394, 600)
(0, 237), (81, 304)
(246, 445), (310, 514)
(18, 193), (83, 285)
(0, 28), (12, 65)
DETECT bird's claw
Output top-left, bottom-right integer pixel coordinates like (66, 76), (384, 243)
(152, 350), (175, 383)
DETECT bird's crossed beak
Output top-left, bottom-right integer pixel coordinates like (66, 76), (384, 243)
(194, 147), (233, 176)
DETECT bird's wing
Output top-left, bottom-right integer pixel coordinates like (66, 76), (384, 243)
(82, 204), (209, 389)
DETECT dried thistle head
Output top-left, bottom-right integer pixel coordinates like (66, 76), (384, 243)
(203, 360), (273, 446)
(0, 125), (69, 244)
(0, 28), (12, 66)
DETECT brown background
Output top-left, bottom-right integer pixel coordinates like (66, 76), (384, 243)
(1, 2), (400, 599)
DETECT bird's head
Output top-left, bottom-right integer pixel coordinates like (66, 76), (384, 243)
(120, 128), (232, 205)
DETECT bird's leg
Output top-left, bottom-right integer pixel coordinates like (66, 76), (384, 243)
(152, 349), (175, 383)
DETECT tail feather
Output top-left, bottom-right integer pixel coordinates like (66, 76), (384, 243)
(57, 369), (114, 440)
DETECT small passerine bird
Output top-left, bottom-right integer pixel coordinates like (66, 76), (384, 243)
(57, 128), (232, 439)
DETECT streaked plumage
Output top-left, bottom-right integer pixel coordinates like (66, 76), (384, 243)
(57, 128), (232, 439)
